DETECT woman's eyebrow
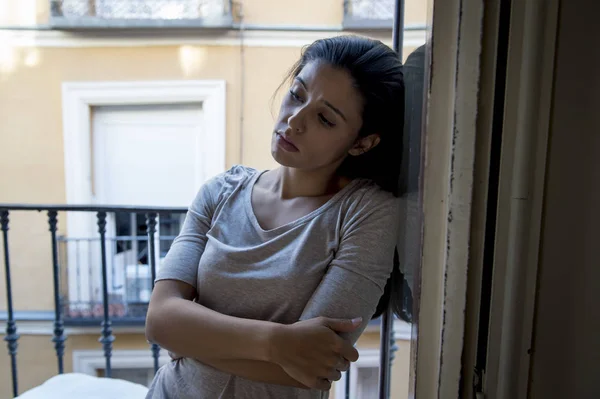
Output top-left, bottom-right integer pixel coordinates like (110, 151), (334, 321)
(295, 77), (348, 121)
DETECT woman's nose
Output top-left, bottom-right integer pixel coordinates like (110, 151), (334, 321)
(288, 107), (306, 133)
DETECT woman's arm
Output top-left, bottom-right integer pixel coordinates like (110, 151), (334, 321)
(147, 282), (306, 388)
(146, 279), (278, 363)
(146, 280), (357, 390)
(299, 194), (402, 343)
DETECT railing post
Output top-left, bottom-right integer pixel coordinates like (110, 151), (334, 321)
(392, 0), (405, 57)
(345, 364), (351, 399)
(48, 211), (66, 375)
(97, 211), (115, 377)
(2, 211), (20, 397)
(146, 212), (161, 374)
(379, 307), (394, 399)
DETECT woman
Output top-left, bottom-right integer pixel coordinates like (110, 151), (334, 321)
(145, 35), (405, 398)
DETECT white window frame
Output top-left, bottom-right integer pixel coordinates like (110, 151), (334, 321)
(61, 80), (226, 310)
(62, 80), (226, 207)
(72, 349), (171, 386)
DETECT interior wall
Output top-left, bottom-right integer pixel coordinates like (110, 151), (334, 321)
(529, 0), (600, 398)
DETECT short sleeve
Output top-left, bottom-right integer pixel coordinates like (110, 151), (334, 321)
(154, 174), (222, 289)
(299, 189), (401, 344)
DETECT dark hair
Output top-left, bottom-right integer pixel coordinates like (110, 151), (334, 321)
(283, 35), (405, 195)
(282, 36), (409, 321)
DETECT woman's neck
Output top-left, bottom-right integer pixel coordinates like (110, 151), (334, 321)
(268, 166), (350, 199)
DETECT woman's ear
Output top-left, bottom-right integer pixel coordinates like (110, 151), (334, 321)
(348, 134), (381, 156)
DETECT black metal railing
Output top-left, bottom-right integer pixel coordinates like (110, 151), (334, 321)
(49, 0), (234, 29)
(0, 204), (186, 396)
(1, 204), (399, 398)
(56, 234), (179, 324)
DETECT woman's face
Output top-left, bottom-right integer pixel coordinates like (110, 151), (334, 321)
(271, 61), (373, 172)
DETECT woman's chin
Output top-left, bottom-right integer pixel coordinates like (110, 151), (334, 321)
(271, 147), (300, 168)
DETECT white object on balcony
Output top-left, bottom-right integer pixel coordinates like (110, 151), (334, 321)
(126, 263), (152, 302)
(16, 373), (148, 399)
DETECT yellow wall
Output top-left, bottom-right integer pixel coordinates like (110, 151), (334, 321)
(241, 0), (343, 26)
(0, 0), (49, 26)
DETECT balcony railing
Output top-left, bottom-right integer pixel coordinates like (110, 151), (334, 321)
(343, 0), (395, 29)
(0, 203), (399, 398)
(57, 235), (181, 325)
(49, 0), (233, 29)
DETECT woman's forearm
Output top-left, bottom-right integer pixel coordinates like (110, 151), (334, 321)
(202, 358), (308, 389)
(167, 351), (307, 389)
(146, 294), (282, 363)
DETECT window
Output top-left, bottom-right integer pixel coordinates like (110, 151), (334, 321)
(60, 80), (226, 322)
(50, 0), (232, 28)
(343, 0), (394, 29)
(99, 367), (155, 386)
(73, 349), (171, 386)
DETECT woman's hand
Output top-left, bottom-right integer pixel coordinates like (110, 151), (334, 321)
(269, 317), (362, 391)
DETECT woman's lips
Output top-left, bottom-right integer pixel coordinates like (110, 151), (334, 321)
(276, 133), (299, 152)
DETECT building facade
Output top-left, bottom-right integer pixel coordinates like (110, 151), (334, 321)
(0, 0), (427, 397)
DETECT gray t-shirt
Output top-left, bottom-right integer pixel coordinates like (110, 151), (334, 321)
(146, 165), (400, 399)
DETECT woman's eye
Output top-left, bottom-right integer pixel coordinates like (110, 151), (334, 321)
(319, 114), (335, 128)
(289, 90), (302, 102)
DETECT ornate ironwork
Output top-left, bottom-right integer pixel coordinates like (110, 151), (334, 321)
(50, 0), (230, 20)
(344, 0), (395, 21)
(48, 211), (67, 375)
(2, 210), (20, 397)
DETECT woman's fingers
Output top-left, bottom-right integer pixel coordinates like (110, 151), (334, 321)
(337, 358), (350, 372)
(339, 341), (359, 362)
(326, 369), (342, 382)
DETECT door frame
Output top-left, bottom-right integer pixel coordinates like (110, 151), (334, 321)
(60, 80), (226, 308)
(62, 79), (226, 207)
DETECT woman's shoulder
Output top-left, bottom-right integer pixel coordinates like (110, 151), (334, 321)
(345, 179), (401, 211)
(337, 179), (403, 227)
(336, 179), (402, 238)
(198, 164), (260, 204)
(217, 164), (260, 185)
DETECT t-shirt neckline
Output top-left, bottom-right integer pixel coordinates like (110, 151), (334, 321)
(244, 169), (362, 235)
